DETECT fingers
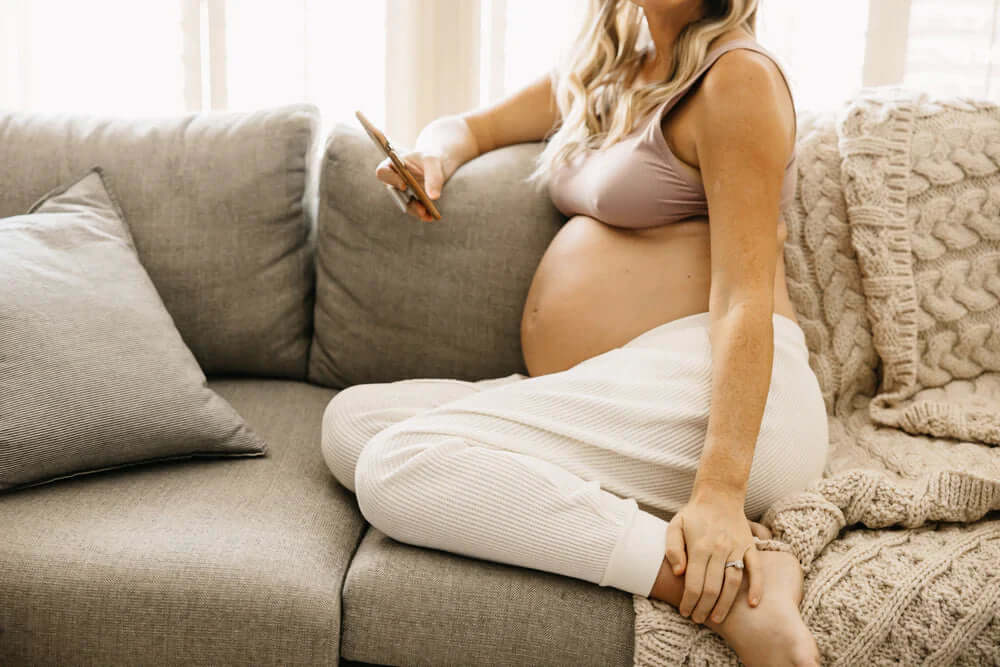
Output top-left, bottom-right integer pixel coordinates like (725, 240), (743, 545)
(708, 553), (744, 624)
(375, 153), (441, 196)
(664, 515), (687, 576)
(376, 154), (442, 221)
(422, 154), (444, 199)
(376, 160), (410, 191)
(404, 195), (434, 222)
(382, 182), (434, 221)
(690, 550), (726, 624)
(677, 550), (707, 618)
(748, 520), (772, 540)
(743, 545), (764, 607)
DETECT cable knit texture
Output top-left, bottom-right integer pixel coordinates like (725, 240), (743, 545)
(632, 87), (1000, 666)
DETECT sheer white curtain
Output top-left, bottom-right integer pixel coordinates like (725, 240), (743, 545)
(1, 0), (998, 149)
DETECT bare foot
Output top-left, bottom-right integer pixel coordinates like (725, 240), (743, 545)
(748, 520), (773, 540)
(647, 521), (812, 664)
(704, 550), (820, 667)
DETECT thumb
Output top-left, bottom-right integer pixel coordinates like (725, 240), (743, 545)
(422, 155), (445, 199)
(664, 514), (686, 576)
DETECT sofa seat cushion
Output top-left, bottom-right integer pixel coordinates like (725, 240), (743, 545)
(341, 527), (635, 667)
(0, 379), (364, 667)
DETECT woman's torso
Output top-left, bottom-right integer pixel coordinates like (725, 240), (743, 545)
(520, 31), (800, 377)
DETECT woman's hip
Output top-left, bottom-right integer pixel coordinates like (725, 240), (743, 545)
(363, 314), (828, 518)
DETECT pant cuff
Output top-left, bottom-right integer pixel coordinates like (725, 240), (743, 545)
(599, 503), (670, 597)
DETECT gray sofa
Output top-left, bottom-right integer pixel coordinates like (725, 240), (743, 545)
(0, 103), (635, 666)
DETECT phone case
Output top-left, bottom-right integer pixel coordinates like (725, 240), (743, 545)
(386, 182), (413, 213)
(355, 110), (443, 220)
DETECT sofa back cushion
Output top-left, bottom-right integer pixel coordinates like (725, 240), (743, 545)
(309, 124), (564, 388)
(1, 167), (267, 492)
(0, 104), (320, 379)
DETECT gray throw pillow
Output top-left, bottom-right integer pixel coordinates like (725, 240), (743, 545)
(0, 104), (319, 379)
(0, 167), (267, 493)
(308, 124), (565, 388)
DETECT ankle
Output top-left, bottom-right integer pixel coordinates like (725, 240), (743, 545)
(647, 557), (684, 603)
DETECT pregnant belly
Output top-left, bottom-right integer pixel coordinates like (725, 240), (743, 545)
(520, 215), (715, 377)
(520, 215), (795, 377)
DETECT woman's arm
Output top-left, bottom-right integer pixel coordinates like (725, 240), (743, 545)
(664, 48), (795, 626)
(691, 49), (794, 499)
(415, 68), (561, 169)
(414, 115), (481, 177)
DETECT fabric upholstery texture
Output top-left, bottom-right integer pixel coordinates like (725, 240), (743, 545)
(0, 167), (267, 492)
(6, 94), (1000, 667)
(0, 379), (363, 667)
(632, 90), (1000, 666)
(308, 123), (565, 388)
(0, 104), (320, 379)
(341, 527), (635, 667)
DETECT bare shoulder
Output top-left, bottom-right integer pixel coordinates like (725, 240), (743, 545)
(701, 47), (791, 106)
(695, 46), (796, 150)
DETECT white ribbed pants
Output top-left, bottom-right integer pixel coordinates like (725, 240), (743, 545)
(321, 312), (828, 598)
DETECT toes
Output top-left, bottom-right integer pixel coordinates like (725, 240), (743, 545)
(748, 520), (773, 540)
(790, 650), (821, 667)
(789, 635), (821, 666)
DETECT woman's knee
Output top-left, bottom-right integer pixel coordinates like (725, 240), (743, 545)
(354, 423), (473, 538)
(321, 384), (387, 492)
(353, 425), (423, 535)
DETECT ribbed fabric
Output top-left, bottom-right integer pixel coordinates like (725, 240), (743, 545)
(322, 311), (828, 598)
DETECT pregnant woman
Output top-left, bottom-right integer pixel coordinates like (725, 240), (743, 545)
(322, 1), (827, 665)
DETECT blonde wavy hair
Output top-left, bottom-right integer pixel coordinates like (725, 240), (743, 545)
(525, 0), (759, 192)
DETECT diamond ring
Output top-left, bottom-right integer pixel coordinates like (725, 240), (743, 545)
(724, 560), (744, 570)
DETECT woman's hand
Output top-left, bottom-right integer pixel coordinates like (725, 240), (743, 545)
(375, 151), (456, 222)
(665, 488), (763, 625)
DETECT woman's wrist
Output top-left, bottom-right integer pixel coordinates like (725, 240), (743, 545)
(414, 115), (480, 172)
(689, 476), (747, 504)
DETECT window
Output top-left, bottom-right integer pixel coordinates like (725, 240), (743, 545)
(2, 0), (997, 148)
(0, 0), (385, 144)
(0, 0), (187, 115)
(223, 0), (386, 143)
(904, 0), (1000, 98)
(490, 0), (580, 101)
(756, 0), (870, 114)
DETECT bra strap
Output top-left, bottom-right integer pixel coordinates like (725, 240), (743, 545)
(653, 38), (796, 145)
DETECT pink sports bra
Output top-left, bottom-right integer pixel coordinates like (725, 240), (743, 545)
(547, 38), (797, 229)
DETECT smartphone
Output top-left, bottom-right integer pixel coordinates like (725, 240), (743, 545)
(355, 110), (442, 221)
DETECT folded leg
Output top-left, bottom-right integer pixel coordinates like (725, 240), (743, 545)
(321, 373), (526, 492)
(352, 317), (827, 598)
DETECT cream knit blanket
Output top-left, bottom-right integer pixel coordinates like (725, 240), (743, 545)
(632, 88), (1000, 666)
